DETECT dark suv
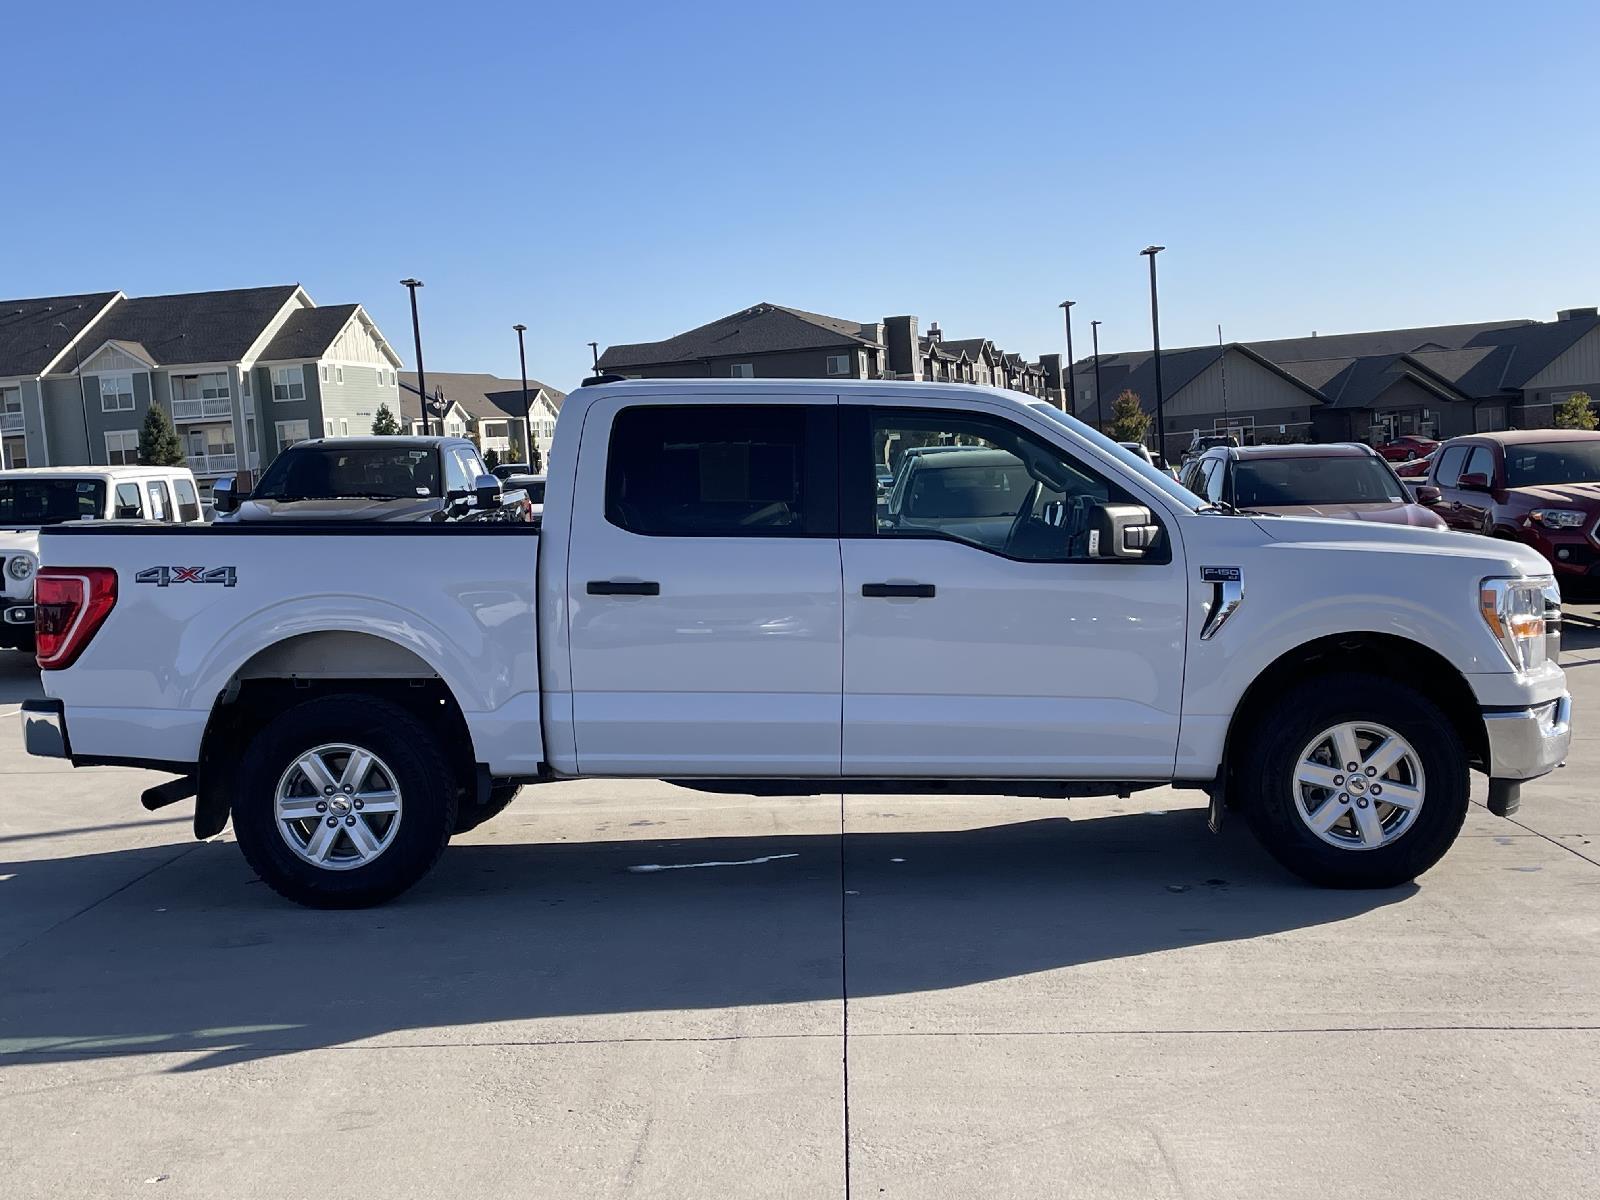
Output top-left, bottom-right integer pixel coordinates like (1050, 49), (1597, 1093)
(1428, 429), (1600, 583)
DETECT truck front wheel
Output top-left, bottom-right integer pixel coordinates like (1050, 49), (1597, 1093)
(233, 694), (458, 907)
(1238, 672), (1469, 887)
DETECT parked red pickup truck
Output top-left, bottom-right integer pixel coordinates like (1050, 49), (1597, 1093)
(1428, 430), (1600, 585)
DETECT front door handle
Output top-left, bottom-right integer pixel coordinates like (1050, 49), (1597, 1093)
(862, 582), (935, 599)
(587, 580), (660, 596)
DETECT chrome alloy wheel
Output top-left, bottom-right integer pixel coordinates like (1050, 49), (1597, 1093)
(1292, 721), (1425, 851)
(274, 743), (402, 871)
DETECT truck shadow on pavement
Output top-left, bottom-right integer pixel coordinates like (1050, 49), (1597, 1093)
(0, 810), (1414, 1071)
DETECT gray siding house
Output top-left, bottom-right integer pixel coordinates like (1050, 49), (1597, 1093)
(397, 371), (567, 470)
(1074, 306), (1600, 449)
(0, 285), (402, 493)
(597, 303), (1050, 400)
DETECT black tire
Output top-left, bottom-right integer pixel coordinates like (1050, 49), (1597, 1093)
(1238, 672), (1469, 888)
(453, 782), (521, 834)
(233, 694), (458, 908)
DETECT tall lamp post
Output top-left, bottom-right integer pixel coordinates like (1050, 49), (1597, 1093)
(400, 279), (429, 435)
(513, 323), (530, 466)
(588, 342), (600, 378)
(1090, 319), (1105, 434)
(1140, 245), (1167, 460)
(1057, 300), (1077, 418)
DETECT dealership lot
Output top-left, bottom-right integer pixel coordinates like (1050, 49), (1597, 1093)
(1, 625), (1597, 1199)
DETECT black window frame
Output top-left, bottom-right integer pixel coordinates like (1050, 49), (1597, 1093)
(604, 403), (838, 539)
(840, 405), (1169, 565)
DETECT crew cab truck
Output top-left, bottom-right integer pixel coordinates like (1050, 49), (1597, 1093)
(21, 380), (1572, 907)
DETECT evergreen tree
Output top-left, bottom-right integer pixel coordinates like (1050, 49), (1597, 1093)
(1106, 390), (1151, 443)
(484, 447), (501, 470)
(1553, 392), (1596, 431)
(371, 403), (401, 436)
(138, 403), (185, 466)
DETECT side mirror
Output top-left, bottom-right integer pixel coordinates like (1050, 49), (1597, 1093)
(213, 477), (241, 515)
(1092, 502), (1160, 560)
(1457, 472), (1490, 493)
(1414, 485), (1442, 506)
(473, 474), (503, 509)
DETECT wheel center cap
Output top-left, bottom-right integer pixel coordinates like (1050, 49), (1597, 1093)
(329, 796), (353, 816)
(1348, 776), (1368, 794)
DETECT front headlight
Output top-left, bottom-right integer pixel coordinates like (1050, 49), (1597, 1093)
(1530, 508), (1587, 529)
(5, 554), (34, 582)
(1480, 576), (1560, 671)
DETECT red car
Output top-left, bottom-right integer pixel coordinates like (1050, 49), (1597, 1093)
(1376, 435), (1440, 462)
(1394, 449), (1435, 479)
(1428, 429), (1600, 585)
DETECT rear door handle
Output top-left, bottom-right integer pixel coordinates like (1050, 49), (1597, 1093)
(587, 580), (660, 596)
(862, 582), (935, 599)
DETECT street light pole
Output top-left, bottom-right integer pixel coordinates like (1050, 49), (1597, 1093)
(1057, 300), (1076, 418)
(400, 279), (429, 435)
(587, 342), (600, 378)
(1140, 245), (1167, 460)
(1090, 320), (1105, 434)
(513, 323), (530, 465)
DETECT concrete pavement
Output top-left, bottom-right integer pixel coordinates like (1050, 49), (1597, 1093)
(1, 624), (1597, 1198)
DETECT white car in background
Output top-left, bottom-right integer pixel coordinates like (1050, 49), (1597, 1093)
(0, 465), (204, 652)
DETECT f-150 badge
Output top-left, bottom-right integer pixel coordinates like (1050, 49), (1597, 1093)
(1198, 566), (1243, 640)
(135, 566), (237, 588)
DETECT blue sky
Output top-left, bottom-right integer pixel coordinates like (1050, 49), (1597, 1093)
(4, 0), (1596, 392)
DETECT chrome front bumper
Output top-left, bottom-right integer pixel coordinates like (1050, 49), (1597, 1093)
(1484, 695), (1571, 782)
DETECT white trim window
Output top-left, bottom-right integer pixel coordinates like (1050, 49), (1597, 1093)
(99, 373), (135, 412)
(340, 419), (349, 436)
(172, 372), (229, 403)
(325, 420), (336, 437)
(825, 354), (853, 377)
(335, 366), (344, 385)
(272, 366), (305, 401)
(1, 384), (23, 435)
(731, 363), (754, 378)
(241, 372), (252, 400)
(320, 364), (330, 382)
(276, 419), (310, 449)
(104, 429), (139, 464)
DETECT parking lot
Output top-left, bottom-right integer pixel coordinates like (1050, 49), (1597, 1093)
(0, 624), (1596, 1199)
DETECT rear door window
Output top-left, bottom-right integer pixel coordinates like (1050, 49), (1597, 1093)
(146, 481), (172, 522)
(114, 483), (143, 518)
(1463, 445), (1497, 483)
(606, 404), (832, 537)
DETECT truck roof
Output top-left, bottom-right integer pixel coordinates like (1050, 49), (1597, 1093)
(0, 465), (195, 480)
(289, 436), (475, 450)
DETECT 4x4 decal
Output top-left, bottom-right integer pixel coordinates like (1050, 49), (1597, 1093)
(135, 566), (238, 588)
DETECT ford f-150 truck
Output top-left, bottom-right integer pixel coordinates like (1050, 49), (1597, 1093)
(20, 380), (1572, 906)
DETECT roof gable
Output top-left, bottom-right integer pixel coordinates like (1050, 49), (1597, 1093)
(0, 291), (121, 377)
(48, 285), (301, 370)
(598, 301), (877, 369)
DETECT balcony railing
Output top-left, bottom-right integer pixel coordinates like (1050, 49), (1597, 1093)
(186, 452), (238, 475)
(172, 397), (233, 422)
(0, 411), (22, 434)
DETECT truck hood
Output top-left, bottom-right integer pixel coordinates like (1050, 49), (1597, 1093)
(226, 497), (443, 522)
(1245, 513), (1551, 573)
(1505, 481), (1600, 508)
(1249, 500), (1445, 528)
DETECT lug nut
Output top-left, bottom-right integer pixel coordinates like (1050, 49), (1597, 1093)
(1356, 797), (1369, 808)
(323, 786), (335, 796)
(1333, 774), (1345, 785)
(345, 816), (357, 827)
(1370, 785), (1382, 796)
(1339, 793), (1349, 804)
(353, 799), (364, 810)
(1346, 762), (1359, 772)
(1365, 766), (1377, 777)
(342, 785), (354, 794)
(326, 816), (338, 827)
(315, 801), (327, 813)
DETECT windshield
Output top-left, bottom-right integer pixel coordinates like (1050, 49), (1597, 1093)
(0, 478), (106, 526)
(1233, 456), (1406, 506)
(1503, 442), (1600, 488)
(1027, 403), (1202, 508)
(253, 446), (442, 501)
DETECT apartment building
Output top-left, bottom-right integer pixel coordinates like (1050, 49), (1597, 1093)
(398, 372), (566, 469)
(0, 285), (402, 493)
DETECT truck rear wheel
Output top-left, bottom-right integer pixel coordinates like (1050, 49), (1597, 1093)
(1238, 672), (1469, 887)
(233, 694), (457, 908)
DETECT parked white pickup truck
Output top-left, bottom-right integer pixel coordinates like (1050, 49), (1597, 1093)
(21, 380), (1572, 906)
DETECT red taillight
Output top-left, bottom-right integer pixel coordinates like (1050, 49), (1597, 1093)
(35, 567), (118, 670)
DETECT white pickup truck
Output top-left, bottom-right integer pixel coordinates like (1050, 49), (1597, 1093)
(21, 380), (1572, 906)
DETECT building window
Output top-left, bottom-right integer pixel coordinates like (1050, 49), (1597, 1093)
(171, 372), (229, 403)
(320, 364), (330, 382)
(731, 363), (754, 378)
(340, 419), (349, 436)
(2, 436), (27, 468)
(1, 384), (23, 437)
(100, 374), (136, 412)
(276, 420), (309, 450)
(335, 366), (344, 385)
(241, 373), (252, 399)
(826, 354), (852, 376)
(325, 420), (336, 436)
(273, 366), (305, 401)
(104, 429), (139, 464)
